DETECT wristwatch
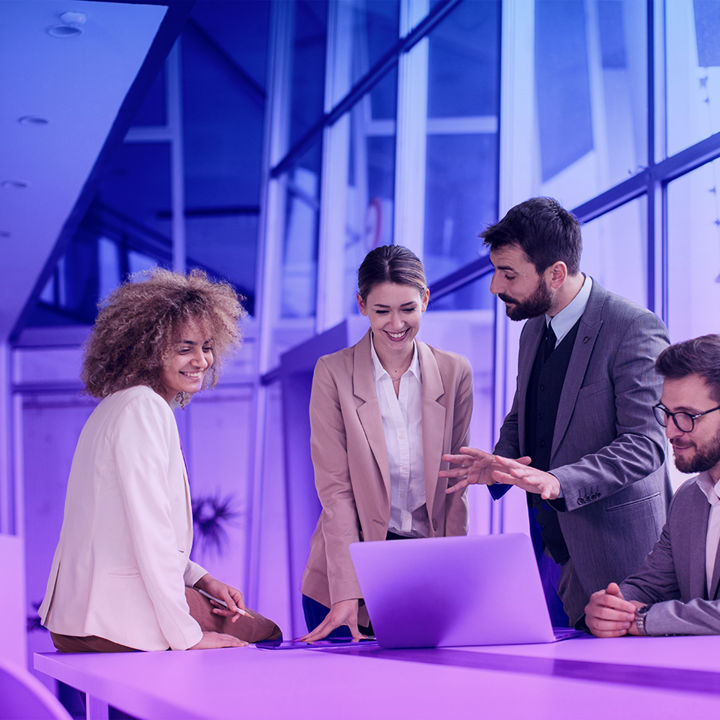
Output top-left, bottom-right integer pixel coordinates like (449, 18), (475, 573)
(634, 604), (651, 636)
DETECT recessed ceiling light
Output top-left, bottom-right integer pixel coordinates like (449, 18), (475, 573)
(18, 115), (49, 126)
(1, 180), (28, 190)
(47, 24), (83, 38)
(47, 10), (87, 38)
(60, 11), (86, 25)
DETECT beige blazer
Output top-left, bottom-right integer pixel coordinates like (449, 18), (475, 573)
(302, 332), (473, 618)
(39, 386), (207, 651)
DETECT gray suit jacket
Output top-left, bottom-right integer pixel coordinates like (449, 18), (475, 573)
(493, 280), (670, 624)
(621, 473), (720, 635)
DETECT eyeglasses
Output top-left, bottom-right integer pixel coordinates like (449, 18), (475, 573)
(653, 403), (720, 433)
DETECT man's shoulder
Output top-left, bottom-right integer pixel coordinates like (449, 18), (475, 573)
(668, 474), (706, 511)
(590, 281), (652, 319)
(586, 281), (667, 337)
(674, 473), (707, 495)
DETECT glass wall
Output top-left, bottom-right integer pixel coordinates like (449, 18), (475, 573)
(581, 196), (648, 308)
(666, 0), (720, 157)
(348, 0), (400, 86)
(423, 0), (500, 307)
(343, 76), (398, 316)
(280, 143), (323, 320)
(667, 159), (720, 341)
(256, 0), (720, 633)
(505, 0), (648, 210)
(288, 1), (329, 149)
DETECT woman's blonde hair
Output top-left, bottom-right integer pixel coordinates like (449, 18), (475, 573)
(82, 268), (245, 399)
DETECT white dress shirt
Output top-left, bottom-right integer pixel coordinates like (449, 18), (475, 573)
(370, 335), (428, 538)
(695, 472), (720, 592)
(545, 274), (592, 346)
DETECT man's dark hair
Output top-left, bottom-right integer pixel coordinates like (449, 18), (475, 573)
(655, 334), (720, 402)
(481, 197), (582, 275)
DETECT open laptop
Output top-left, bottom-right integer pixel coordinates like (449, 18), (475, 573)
(349, 533), (583, 648)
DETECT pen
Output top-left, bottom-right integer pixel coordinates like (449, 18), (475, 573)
(196, 588), (250, 617)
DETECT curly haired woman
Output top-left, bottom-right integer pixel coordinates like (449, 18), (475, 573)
(39, 269), (281, 651)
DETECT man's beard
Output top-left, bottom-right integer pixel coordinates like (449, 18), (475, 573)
(672, 427), (720, 474)
(498, 278), (553, 321)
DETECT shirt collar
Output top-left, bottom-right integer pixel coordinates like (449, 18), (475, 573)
(370, 333), (421, 382)
(545, 274), (592, 344)
(696, 471), (720, 506)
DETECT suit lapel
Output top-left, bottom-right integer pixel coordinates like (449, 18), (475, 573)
(697, 477), (720, 599)
(551, 283), (604, 458)
(517, 318), (544, 452)
(709, 541), (720, 601)
(353, 332), (391, 500)
(688, 485), (711, 599)
(418, 342), (446, 530)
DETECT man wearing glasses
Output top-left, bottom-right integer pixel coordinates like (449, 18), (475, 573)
(586, 334), (720, 637)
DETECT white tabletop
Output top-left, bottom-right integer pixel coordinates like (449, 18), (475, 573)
(35, 635), (720, 720)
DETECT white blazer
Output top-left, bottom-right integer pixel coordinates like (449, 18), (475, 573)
(39, 386), (207, 651)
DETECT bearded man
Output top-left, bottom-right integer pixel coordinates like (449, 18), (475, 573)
(442, 197), (670, 627)
(586, 335), (720, 637)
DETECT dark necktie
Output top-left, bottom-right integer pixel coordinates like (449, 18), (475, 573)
(543, 321), (556, 361)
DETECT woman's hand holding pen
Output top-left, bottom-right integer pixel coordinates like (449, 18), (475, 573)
(194, 574), (253, 623)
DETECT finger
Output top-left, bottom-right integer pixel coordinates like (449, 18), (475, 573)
(492, 455), (526, 470)
(438, 465), (473, 479)
(589, 616), (632, 632)
(588, 596), (636, 617)
(350, 629), (371, 641)
(299, 619), (334, 643)
(219, 633), (249, 648)
(540, 481), (561, 501)
(590, 626), (629, 638)
(299, 629), (327, 643)
(441, 453), (470, 466)
(221, 589), (241, 614)
(228, 589), (248, 612)
(217, 587), (253, 619)
(517, 456), (533, 465)
(597, 594), (636, 614)
(490, 469), (516, 485)
(590, 605), (635, 622)
(211, 607), (234, 617)
(458, 447), (493, 460)
(605, 582), (622, 597)
(445, 479), (470, 494)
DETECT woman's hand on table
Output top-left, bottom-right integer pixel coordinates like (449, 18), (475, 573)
(299, 599), (370, 643)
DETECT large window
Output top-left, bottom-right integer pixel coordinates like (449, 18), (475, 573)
(257, 0), (720, 634)
(581, 196), (648, 308)
(504, 0), (648, 210)
(666, 0), (720, 157)
(423, 0), (500, 298)
(342, 77), (398, 317)
(667, 159), (720, 341)
(280, 143), (323, 321)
